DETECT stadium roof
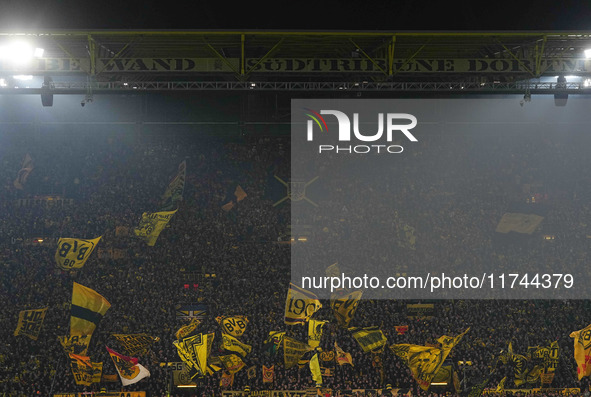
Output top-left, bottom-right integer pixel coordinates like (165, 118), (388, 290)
(2, 30), (591, 93)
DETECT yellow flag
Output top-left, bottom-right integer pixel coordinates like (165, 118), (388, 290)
(221, 333), (252, 357)
(283, 337), (313, 369)
(112, 333), (159, 357)
(173, 333), (208, 378)
(175, 318), (201, 340)
(284, 283), (322, 325)
(58, 335), (92, 356)
(134, 209), (177, 246)
(70, 282), (111, 336)
(310, 353), (323, 386)
(349, 326), (388, 353)
(69, 353), (93, 386)
(330, 290), (362, 327)
(14, 308), (47, 340)
(91, 362), (103, 384)
(570, 324), (591, 380)
(219, 354), (246, 375)
(55, 237), (101, 270)
(390, 328), (469, 390)
(308, 319), (327, 348)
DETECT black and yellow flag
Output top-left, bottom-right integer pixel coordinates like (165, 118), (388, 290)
(175, 318), (201, 340)
(570, 324), (591, 380)
(112, 333), (159, 357)
(262, 331), (285, 357)
(330, 290), (362, 328)
(173, 333), (208, 379)
(221, 333), (252, 357)
(91, 362), (103, 384)
(219, 354), (246, 375)
(161, 160), (186, 211)
(390, 328), (469, 390)
(70, 282), (111, 336)
(14, 153), (33, 190)
(349, 326), (388, 353)
(310, 353), (323, 386)
(308, 319), (327, 349)
(216, 315), (249, 337)
(134, 209), (177, 246)
(59, 335), (92, 356)
(283, 337), (313, 369)
(284, 283), (322, 325)
(55, 237), (101, 270)
(14, 308), (47, 340)
(69, 353), (93, 386)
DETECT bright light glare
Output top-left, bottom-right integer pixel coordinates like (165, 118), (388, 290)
(0, 42), (44, 64)
(13, 75), (33, 80)
(0, 79), (6, 87)
(584, 79), (591, 87)
(585, 49), (591, 58)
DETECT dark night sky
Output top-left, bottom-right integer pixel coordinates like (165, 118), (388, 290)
(0, 0), (591, 31)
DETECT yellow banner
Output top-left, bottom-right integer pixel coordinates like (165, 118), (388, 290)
(217, 315), (249, 337)
(70, 282), (111, 336)
(308, 319), (327, 348)
(134, 209), (177, 246)
(283, 337), (313, 369)
(221, 333), (252, 357)
(284, 283), (322, 325)
(219, 354), (246, 375)
(390, 328), (469, 390)
(330, 290), (362, 328)
(310, 353), (323, 386)
(570, 324), (591, 380)
(175, 318), (201, 340)
(55, 237), (101, 270)
(14, 308), (47, 340)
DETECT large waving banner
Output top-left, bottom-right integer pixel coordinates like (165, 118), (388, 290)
(161, 160), (186, 211)
(70, 282), (111, 336)
(14, 308), (47, 340)
(283, 337), (313, 369)
(55, 237), (102, 270)
(390, 328), (469, 390)
(221, 333), (252, 357)
(134, 209), (177, 246)
(173, 333), (208, 379)
(106, 347), (150, 386)
(284, 283), (322, 325)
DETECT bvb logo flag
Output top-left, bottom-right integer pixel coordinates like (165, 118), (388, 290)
(221, 333), (252, 357)
(112, 334), (159, 357)
(13, 153), (33, 190)
(390, 328), (469, 391)
(133, 209), (177, 246)
(570, 324), (591, 380)
(283, 337), (313, 369)
(106, 346), (150, 386)
(284, 283), (322, 325)
(349, 326), (388, 353)
(161, 160), (187, 211)
(216, 315), (249, 337)
(308, 319), (327, 348)
(55, 237), (101, 270)
(330, 290), (362, 328)
(59, 335), (92, 356)
(14, 308), (47, 340)
(70, 282), (111, 337)
(262, 365), (274, 383)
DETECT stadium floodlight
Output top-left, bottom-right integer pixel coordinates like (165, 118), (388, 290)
(0, 41), (44, 65)
(13, 75), (33, 80)
(585, 49), (591, 58)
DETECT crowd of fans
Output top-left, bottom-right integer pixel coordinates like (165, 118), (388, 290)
(1, 116), (591, 397)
